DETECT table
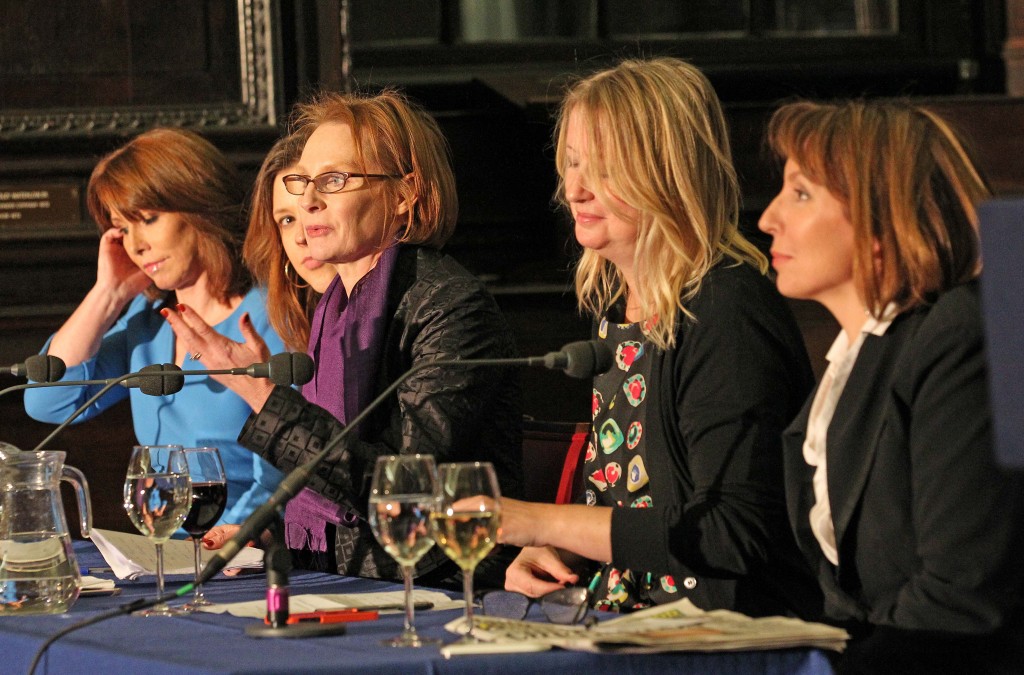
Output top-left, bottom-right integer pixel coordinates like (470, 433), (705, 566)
(0, 541), (836, 675)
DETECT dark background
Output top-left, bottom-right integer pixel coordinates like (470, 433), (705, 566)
(2, 0), (1022, 533)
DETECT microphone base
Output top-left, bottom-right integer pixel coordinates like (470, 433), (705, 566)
(245, 622), (348, 639)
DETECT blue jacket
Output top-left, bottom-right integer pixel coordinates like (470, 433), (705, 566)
(24, 287), (285, 526)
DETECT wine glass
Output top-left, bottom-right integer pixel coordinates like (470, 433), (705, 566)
(180, 447), (227, 611)
(432, 462), (502, 643)
(368, 454), (440, 647)
(123, 444), (192, 616)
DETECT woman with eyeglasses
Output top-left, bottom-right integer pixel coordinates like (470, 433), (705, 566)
(758, 100), (1024, 674)
(495, 58), (821, 619)
(23, 127), (287, 526)
(164, 89), (524, 582)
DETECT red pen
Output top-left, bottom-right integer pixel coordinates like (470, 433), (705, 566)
(264, 608), (380, 625)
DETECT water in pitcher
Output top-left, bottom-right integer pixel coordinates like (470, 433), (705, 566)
(0, 533), (81, 614)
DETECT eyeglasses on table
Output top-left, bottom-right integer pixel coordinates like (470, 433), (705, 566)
(477, 587), (595, 627)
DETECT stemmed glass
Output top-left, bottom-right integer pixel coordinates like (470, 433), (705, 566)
(368, 454), (440, 647)
(123, 444), (192, 616)
(432, 462), (502, 644)
(180, 447), (227, 611)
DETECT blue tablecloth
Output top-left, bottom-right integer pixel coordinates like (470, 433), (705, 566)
(0, 540), (836, 675)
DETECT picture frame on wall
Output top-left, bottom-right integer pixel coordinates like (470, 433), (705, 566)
(0, 0), (281, 139)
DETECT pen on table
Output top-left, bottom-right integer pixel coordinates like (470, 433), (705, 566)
(263, 602), (435, 626)
(81, 566), (113, 575)
(352, 601), (434, 612)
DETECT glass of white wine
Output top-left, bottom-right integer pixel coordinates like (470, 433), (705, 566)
(432, 461), (501, 643)
(123, 444), (192, 616)
(368, 454), (439, 647)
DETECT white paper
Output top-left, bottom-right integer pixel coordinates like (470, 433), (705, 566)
(80, 575), (116, 591)
(199, 590), (463, 617)
(89, 528), (264, 580)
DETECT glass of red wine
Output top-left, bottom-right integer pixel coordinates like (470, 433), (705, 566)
(181, 447), (227, 611)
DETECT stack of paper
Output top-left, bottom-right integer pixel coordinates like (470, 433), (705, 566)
(89, 528), (264, 580)
(446, 598), (849, 654)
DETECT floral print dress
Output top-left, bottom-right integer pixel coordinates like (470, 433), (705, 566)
(584, 315), (680, 611)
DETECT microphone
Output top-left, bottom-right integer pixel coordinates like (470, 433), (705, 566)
(120, 353), (314, 391)
(196, 339), (613, 596)
(241, 352), (315, 386)
(526, 339), (615, 379)
(2, 355), (66, 382)
(122, 364), (186, 396)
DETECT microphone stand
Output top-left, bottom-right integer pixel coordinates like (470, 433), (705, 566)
(243, 515), (354, 638)
(194, 341), (612, 637)
(193, 354), (540, 589)
(25, 368), (220, 451)
(197, 341), (613, 584)
(0, 363), (299, 451)
(233, 356), (530, 638)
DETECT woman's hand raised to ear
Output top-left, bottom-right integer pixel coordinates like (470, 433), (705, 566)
(98, 228), (152, 304)
(161, 304), (276, 412)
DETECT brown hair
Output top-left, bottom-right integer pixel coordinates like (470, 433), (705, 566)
(86, 127), (249, 303)
(289, 88), (457, 248)
(767, 100), (989, 315)
(554, 58), (766, 349)
(243, 131), (318, 352)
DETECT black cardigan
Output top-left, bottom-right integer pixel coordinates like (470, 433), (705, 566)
(608, 261), (823, 618)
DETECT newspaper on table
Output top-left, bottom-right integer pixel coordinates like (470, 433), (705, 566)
(90, 528), (264, 580)
(444, 597), (849, 655)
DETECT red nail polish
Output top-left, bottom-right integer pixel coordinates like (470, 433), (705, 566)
(160, 308), (170, 318)
(176, 303), (186, 312)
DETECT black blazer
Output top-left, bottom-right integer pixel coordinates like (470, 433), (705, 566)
(783, 282), (1024, 672)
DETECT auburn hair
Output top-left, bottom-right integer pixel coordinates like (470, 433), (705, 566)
(767, 100), (989, 315)
(86, 127), (249, 303)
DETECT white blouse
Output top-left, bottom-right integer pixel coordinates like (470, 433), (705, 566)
(804, 308), (895, 565)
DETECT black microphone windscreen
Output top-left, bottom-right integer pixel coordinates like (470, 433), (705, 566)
(290, 353), (314, 386)
(24, 355), (67, 383)
(562, 340), (615, 378)
(138, 363), (185, 396)
(267, 352), (314, 386)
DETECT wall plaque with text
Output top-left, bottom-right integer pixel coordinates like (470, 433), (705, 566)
(0, 183), (86, 238)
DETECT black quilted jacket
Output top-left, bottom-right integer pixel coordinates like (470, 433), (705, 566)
(238, 245), (524, 580)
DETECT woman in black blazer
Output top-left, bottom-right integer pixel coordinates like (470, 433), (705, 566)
(759, 100), (1024, 674)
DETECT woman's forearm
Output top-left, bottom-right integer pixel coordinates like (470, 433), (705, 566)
(502, 499), (613, 563)
(47, 285), (132, 366)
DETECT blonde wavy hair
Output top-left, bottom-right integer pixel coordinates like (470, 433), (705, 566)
(555, 58), (766, 350)
(767, 100), (989, 316)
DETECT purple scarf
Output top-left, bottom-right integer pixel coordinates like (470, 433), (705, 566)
(284, 244), (399, 552)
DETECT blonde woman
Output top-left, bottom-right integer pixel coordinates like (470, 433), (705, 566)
(498, 58), (820, 618)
